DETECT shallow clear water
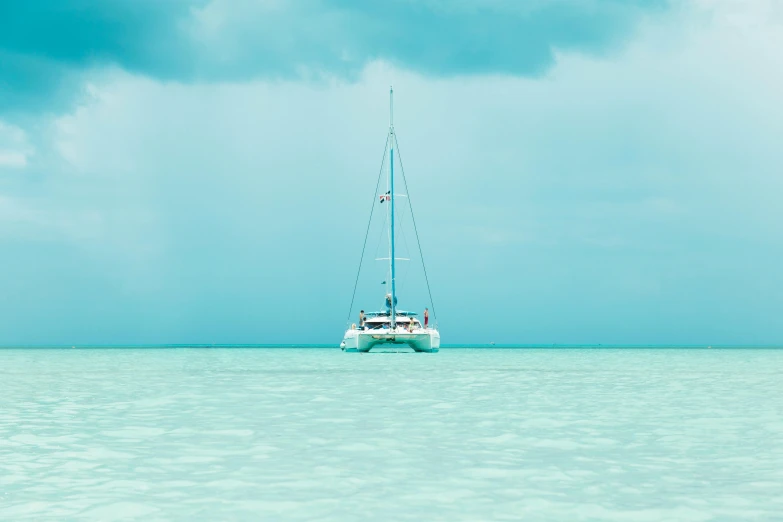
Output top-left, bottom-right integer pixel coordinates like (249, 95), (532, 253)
(1, 348), (782, 521)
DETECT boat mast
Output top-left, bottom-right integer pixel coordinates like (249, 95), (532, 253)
(389, 87), (397, 329)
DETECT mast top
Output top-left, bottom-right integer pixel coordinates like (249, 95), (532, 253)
(389, 86), (394, 129)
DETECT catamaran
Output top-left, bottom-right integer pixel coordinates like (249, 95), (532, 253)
(341, 88), (440, 353)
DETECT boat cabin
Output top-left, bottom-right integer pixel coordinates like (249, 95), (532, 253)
(362, 311), (421, 330)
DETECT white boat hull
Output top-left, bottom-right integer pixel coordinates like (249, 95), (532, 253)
(341, 329), (440, 353)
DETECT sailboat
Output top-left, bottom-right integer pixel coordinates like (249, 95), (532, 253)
(341, 88), (440, 353)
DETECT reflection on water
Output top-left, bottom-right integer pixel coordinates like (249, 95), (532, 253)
(1, 348), (782, 520)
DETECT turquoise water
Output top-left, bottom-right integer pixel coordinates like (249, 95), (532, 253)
(1, 348), (781, 520)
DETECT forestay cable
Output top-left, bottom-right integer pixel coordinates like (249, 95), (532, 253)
(345, 133), (390, 326)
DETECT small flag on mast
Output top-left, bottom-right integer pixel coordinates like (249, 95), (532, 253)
(379, 191), (390, 203)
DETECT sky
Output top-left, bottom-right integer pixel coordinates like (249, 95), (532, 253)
(1, 0), (782, 345)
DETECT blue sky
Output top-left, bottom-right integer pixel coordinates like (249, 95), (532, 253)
(1, 0), (782, 345)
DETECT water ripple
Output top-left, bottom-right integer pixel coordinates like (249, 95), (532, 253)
(1, 348), (782, 520)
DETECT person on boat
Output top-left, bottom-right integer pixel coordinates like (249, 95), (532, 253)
(359, 310), (365, 329)
(424, 308), (429, 328)
(408, 318), (414, 332)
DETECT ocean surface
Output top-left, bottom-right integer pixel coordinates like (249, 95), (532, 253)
(1, 348), (782, 521)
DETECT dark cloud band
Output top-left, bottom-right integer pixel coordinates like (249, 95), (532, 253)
(0, 0), (666, 114)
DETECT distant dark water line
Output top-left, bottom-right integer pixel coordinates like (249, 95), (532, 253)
(1, 344), (782, 350)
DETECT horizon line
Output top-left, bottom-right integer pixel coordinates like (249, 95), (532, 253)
(2, 343), (783, 350)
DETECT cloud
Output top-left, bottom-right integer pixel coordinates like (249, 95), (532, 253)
(185, 0), (667, 77)
(0, 0), (200, 115)
(0, 151), (27, 168)
(0, 121), (33, 168)
(0, 0), (666, 115)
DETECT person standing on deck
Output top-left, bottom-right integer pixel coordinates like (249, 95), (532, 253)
(359, 310), (365, 329)
(424, 308), (429, 328)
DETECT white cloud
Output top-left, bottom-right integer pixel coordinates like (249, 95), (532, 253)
(0, 121), (34, 169)
(0, 151), (28, 168)
(0, 194), (104, 241)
